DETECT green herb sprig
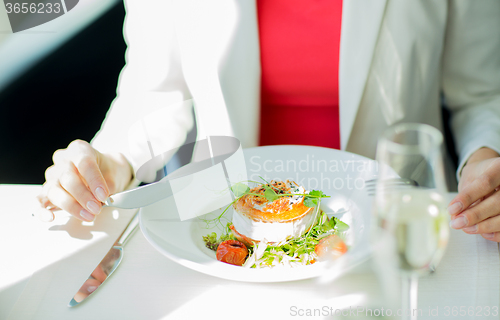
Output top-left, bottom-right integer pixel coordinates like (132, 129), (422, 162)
(202, 222), (235, 251)
(200, 177), (330, 238)
(233, 176), (330, 207)
(242, 210), (349, 268)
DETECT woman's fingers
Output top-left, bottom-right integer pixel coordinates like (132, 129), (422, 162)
(39, 140), (108, 221)
(450, 189), (500, 235)
(448, 158), (500, 216)
(460, 214), (500, 243)
(44, 180), (95, 221)
(38, 140), (133, 222)
(472, 215), (500, 235)
(36, 190), (55, 209)
(34, 207), (56, 222)
(481, 232), (500, 242)
(58, 163), (102, 215)
(65, 140), (109, 203)
(448, 154), (500, 241)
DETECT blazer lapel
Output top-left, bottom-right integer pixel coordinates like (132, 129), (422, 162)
(172, 0), (261, 148)
(339, 0), (387, 150)
(171, 0), (239, 140)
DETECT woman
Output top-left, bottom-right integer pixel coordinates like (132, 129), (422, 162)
(38, 0), (500, 241)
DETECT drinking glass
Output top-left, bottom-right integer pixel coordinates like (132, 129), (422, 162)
(374, 123), (449, 320)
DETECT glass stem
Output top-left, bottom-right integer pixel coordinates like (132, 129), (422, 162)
(401, 273), (419, 320)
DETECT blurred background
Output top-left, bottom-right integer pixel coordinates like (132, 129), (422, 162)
(0, 0), (125, 184)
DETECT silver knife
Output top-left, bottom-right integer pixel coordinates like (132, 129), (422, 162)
(68, 212), (139, 307)
(104, 154), (229, 209)
(104, 178), (174, 209)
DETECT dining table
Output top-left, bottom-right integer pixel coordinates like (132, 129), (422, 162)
(1, 184), (499, 320)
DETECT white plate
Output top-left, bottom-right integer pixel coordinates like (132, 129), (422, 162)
(139, 146), (377, 282)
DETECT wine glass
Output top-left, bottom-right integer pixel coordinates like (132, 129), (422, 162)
(374, 123), (449, 320)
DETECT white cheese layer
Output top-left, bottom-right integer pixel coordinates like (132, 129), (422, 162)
(232, 208), (317, 243)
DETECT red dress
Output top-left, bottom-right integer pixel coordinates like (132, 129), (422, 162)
(258, 0), (343, 149)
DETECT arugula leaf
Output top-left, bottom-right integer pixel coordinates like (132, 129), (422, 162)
(328, 217), (337, 229)
(303, 190), (328, 207)
(304, 197), (318, 208)
(231, 182), (249, 197)
(264, 188), (279, 202)
(309, 190), (327, 198)
(202, 224), (235, 251)
(335, 220), (349, 232)
(202, 232), (219, 251)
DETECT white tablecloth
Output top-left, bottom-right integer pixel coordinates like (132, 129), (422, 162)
(1, 185), (499, 320)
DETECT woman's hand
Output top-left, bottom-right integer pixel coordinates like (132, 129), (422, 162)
(448, 148), (500, 241)
(37, 140), (133, 222)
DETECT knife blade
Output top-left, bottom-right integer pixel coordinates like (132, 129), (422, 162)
(68, 212), (139, 307)
(104, 178), (174, 209)
(104, 154), (230, 209)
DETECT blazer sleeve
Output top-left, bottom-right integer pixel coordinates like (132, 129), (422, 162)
(91, 0), (194, 183)
(441, 0), (500, 181)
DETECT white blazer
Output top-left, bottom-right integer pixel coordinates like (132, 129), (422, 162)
(92, 0), (500, 185)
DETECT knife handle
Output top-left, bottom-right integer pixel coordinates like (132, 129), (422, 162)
(114, 212), (140, 246)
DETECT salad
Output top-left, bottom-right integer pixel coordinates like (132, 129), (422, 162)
(202, 178), (349, 268)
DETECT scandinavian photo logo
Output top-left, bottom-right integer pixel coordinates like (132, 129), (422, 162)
(2, 0), (79, 33)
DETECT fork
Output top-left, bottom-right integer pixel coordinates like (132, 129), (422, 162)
(365, 178), (418, 196)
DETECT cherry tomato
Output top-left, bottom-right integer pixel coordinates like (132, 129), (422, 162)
(314, 235), (347, 261)
(216, 240), (248, 266)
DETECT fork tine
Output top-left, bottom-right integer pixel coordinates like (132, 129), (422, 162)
(366, 181), (413, 189)
(365, 178), (418, 186)
(365, 178), (418, 196)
